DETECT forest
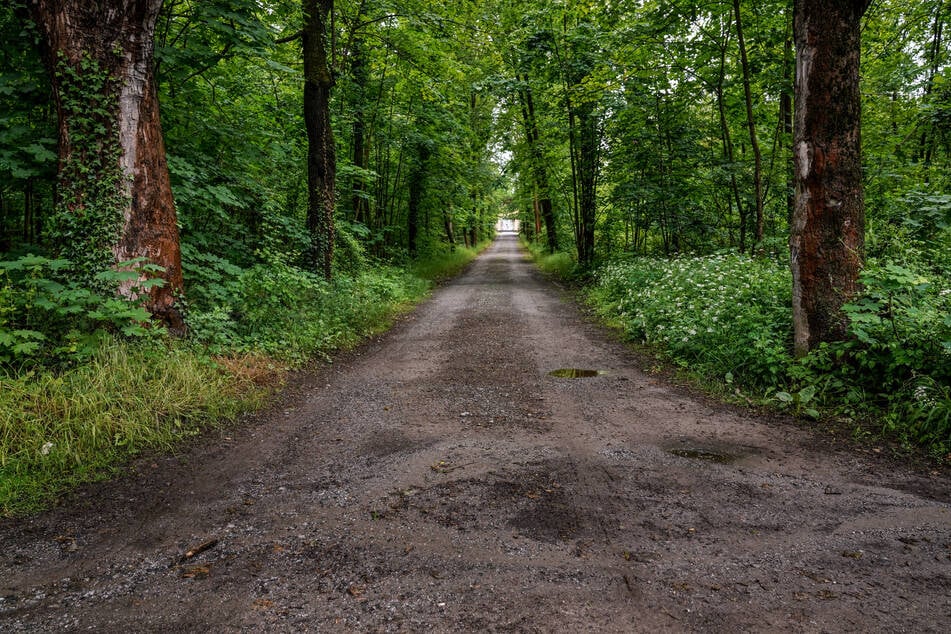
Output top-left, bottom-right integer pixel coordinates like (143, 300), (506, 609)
(0, 0), (949, 515)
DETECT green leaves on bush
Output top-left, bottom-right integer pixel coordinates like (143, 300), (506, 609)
(182, 250), (428, 362)
(588, 253), (951, 455)
(0, 255), (164, 366)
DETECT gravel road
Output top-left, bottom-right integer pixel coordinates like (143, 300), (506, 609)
(1, 233), (949, 632)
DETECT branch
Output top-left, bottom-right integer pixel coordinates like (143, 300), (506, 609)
(276, 29), (303, 44)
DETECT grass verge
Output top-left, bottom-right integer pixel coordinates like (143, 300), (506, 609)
(0, 244), (487, 517)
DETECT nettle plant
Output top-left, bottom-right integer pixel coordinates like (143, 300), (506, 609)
(0, 255), (165, 366)
(841, 262), (949, 385)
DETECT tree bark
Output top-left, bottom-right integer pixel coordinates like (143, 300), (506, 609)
(407, 140), (429, 257)
(791, 0), (871, 356)
(27, 0), (185, 333)
(734, 0), (765, 249)
(517, 75), (558, 253)
(350, 36), (369, 224)
(303, 0), (336, 280)
(714, 30), (746, 252)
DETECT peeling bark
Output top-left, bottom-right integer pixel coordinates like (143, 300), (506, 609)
(791, 0), (871, 355)
(28, 0), (184, 333)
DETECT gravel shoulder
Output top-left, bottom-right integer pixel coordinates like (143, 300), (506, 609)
(1, 234), (949, 632)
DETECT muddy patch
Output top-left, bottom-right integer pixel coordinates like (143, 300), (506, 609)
(548, 368), (607, 378)
(668, 448), (737, 464)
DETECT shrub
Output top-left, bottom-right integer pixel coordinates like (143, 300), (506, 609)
(587, 253), (951, 456)
(0, 255), (163, 367)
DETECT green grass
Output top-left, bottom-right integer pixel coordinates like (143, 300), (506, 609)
(409, 242), (491, 282)
(520, 239), (579, 278)
(0, 344), (272, 516)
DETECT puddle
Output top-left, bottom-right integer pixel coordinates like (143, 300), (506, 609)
(548, 369), (606, 378)
(668, 448), (736, 464)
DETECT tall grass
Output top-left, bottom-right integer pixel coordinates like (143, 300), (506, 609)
(0, 344), (273, 516)
(520, 239), (579, 278)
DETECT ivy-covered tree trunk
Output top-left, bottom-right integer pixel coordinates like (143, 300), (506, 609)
(303, 0), (335, 280)
(790, 0), (871, 355)
(27, 0), (185, 333)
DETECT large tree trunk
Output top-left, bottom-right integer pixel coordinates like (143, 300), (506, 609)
(28, 0), (184, 333)
(517, 76), (558, 254)
(790, 0), (871, 356)
(303, 0), (336, 280)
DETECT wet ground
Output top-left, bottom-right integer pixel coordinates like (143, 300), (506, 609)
(1, 234), (949, 632)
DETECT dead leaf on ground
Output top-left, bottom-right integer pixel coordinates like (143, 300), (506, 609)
(252, 598), (274, 611)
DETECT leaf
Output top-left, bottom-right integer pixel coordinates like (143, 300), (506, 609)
(797, 385), (817, 404)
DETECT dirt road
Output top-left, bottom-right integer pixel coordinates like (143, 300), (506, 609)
(2, 234), (949, 632)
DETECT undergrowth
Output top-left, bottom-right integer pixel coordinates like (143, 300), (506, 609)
(0, 243), (485, 517)
(584, 253), (951, 458)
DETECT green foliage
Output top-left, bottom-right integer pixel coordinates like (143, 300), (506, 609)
(522, 240), (581, 279)
(591, 254), (792, 387)
(587, 254), (951, 456)
(0, 255), (164, 366)
(50, 53), (126, 282)
(183, 253), (431, 362)
(0, 2), (56, 243)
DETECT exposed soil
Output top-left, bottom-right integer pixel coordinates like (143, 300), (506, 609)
(1, 234), (949, 632)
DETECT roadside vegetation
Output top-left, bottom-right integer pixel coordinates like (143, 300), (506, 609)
(0, 244), (486, 517)
(525, 239), (951, 460)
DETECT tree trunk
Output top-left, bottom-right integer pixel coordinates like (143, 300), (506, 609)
(714, 32), (746, 252)
(27, 0), (185, 333)
(350, 36), (369, 224)
(442, 207), (455, 250)
(791, 0), (871, 356)
(781, 20), (795, 225)
(518, 76), (558, 253)
(303, 0), (336, 280)
(407, 140), (429, 257)
(734, 0), (765, 249)
(576, 108), (599, 268)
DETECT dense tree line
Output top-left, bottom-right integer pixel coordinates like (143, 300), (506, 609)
(1, 0), (948, 354)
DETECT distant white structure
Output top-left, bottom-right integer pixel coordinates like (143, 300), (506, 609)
(495, 217), (520, 233)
